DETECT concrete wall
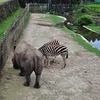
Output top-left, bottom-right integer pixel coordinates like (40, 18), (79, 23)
(0, 5), (29, 69)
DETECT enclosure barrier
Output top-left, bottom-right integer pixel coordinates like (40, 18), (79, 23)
(0, 3), (72, 69)
(0, 5), (29, 69)
(29, 3), (48, 13)
(29, 3), (72, 15)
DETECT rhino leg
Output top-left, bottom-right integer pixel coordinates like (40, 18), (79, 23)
(34, 73), (41, 89)
(23, 74), (31, 86)
(12, 57), (19, 70)
(19, 67), (25, 76)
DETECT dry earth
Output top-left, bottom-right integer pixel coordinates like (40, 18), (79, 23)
(0, 13), (100, 100)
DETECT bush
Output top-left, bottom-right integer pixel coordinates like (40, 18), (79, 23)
(18, 0), (26, 8)
(76, 15), (95, 26)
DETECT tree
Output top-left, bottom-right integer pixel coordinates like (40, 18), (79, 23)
(71, 0), (80, 4)
(18, 0), (26, 8)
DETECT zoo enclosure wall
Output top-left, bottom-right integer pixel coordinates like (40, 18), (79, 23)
(29, 3), (72, 15)
(0, 5), (29, 69)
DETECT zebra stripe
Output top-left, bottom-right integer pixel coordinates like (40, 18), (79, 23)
(43, 39), (59, 46)
(38, 44), (68, 68)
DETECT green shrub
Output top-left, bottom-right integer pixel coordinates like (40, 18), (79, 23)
(76, 15), (95, 26)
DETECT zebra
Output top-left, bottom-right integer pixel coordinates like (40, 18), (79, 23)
(43, 39), (60, 62)
(43, 39), (60, 46)
(38, 44), (68, 69)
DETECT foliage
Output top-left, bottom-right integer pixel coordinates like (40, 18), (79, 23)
(0, 7), (23, 38)
(71, 0), (80, 4)
(19, 0), (80, 5)
(18, 0), (26, 8)
(19, 0), (33, 8)
(73, 4), (100, 20)
(76, 15), (95, 26)
(84, 4), (100, 13)
(0, 0), (8, 3)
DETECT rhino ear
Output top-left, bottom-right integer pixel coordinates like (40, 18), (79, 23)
(14, 46), (16, 50)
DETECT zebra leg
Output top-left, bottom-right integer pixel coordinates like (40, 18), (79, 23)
(44, 56), (48, 67)
(61, 55), (66, 69)
(45, 56), (50, 68)
(47, 57), (51, 68)
(52, 56), (56, 62)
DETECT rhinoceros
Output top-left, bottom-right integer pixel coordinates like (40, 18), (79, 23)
(12, 41), (44, 88)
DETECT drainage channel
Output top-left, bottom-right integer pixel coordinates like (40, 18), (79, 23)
(65, 24), (100, 50)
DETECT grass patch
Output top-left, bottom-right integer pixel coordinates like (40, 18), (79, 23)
(85, 25), (100, 34)
(0, 7), (23, 39)
(49, 14), (65, 23)
(48, 14), (74, 34)
(49, 14), (100, 57)
(73, 35), (100, 57)
(24, 12), (30, 28)
(0, 0), (8, 3)
(61, 27), (74, 34)
(84, 4), (100, 12)
(86, 4), (100, 8)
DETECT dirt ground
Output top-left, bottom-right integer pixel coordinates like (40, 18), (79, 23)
(0, 13), (100, 100)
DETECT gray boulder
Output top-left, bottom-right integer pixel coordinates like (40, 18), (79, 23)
(81, 8), (89, 13)
(96, 19), (100, 26)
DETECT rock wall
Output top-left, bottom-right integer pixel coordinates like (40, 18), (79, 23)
(0, 0), (19, 24)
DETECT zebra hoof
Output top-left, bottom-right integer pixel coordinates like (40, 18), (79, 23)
(47, 67), (50, 69)
(44, 65), (50, 69)
(62, 66), (65, 69)
(51, 59), (55, 63)
(44, 65), (49, 68)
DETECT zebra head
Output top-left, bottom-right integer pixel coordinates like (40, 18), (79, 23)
(38, 45), (45, 55)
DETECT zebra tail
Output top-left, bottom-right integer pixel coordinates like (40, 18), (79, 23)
(66, 50), (68, 59)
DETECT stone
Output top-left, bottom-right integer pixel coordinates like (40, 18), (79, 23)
(81, 8), (89, 13)
(96, 19), (100, 26)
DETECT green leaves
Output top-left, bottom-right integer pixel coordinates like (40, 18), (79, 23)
(76, 15), (95, 26)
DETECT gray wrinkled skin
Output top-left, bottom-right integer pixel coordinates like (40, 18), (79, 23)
(12, 41), (44, 88)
